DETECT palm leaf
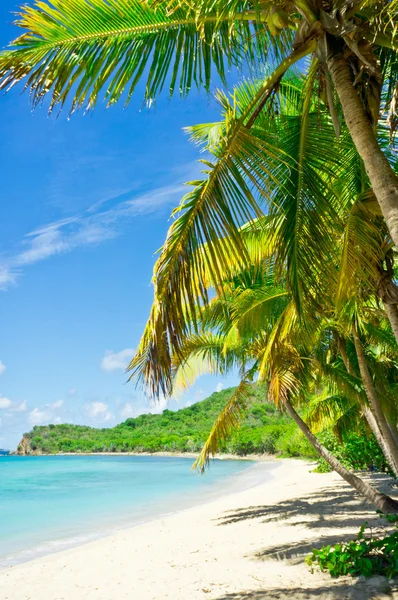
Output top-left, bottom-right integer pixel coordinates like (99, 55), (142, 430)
(193, 378), (252, 472)
(0, 0), (276, 111)
(305, 391), (358, 433)
(229, 279), (288, 334)
(336, 190), (386, 310)
(171, 332), (232, 395)
(128, 41), (317, 398)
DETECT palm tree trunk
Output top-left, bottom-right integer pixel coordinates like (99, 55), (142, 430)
(327, 50), (398, 247)
(352, 326), (398, 476)
(284, 398), (398, 513)
(388, 421), (398, 449)
(384, 302), (398, 345)
(337, 335), (353, 375)
(337, 336), (398, 474)
(363, 407), (398, 475)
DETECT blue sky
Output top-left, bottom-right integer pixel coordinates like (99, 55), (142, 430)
(0, 1), (239, 449)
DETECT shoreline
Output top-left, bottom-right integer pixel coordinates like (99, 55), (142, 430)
(0, 458), (276, 569)
(1, 459), (397, 599)
(12, 451), (277, 461)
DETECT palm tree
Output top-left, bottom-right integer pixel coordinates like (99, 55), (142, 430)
(128, 72), (398, 411)
(1, 2), (398, 397)
(1, 0), (398, 242)
(170, 270), (398, 513)
(132, 73), (398, 502)
(313, 319), (398, 476)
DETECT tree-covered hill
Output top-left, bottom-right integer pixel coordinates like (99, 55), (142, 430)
(18, 385), (311, 456)
(17, 385), (390, 473)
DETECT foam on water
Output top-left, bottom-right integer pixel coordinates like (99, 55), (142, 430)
(0, 455), (276, 567)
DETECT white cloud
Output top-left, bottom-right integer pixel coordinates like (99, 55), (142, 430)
(0, 396), (12, 409)
(194, 388), (205, 402)
(16, 229), (70, 266)
(216, 382), (224, 393)
(0, 266), (18, 291)
(68, 388), (77, 395)
(149, 394), (168, 415)
(49, 399), (64, 410)
(27, 398), (65, 425)
(120, 402), (135, 419)
(29, 407), (51, 426)
(86, 401), (113, 422)
(0, 175), (192, 292)
(0, 361), (6, 376)
(101, 348), (134, 372)
(11, 401), (27, 413)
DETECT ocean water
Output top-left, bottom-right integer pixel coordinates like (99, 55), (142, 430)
(0, 455), (274, 567)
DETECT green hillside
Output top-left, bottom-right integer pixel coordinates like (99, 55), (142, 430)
(19, 385), (310, 456)
(17, 385), (390, 472)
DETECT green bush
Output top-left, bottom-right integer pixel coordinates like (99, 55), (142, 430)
(276, 428), (317, 458)
(307, 519), (398, 578)
(314, 429), (391, 474)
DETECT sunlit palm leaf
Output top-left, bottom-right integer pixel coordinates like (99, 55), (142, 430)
(193, 378), (252, 472)
(0, 0), (279, 111)
(171, 332), (233, 395)
(336, 190), (386, 311)
(128, 43), (317, 398)
(306, 392), (359, 434)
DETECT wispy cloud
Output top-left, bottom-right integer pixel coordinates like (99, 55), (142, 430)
(0, 396), (12, 409)
(85, 401), (113, 422)
(28, 407), (52, 426)
(11, 401), (28, 413)
(0, 266), (18, 291)
(0, 361), (5, 376)
(26, 398), (64, 425)
(49, 399), (64, 410)
(0, 397), (27, 415)
(120, 402), (136, 419)
(0, 172), (193, 291)
(101, 348), (134, 372)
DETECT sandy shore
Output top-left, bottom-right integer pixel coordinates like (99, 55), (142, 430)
(1, 459), (398, 600)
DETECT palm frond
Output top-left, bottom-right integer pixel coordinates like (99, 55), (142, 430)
(266, 69), (345, 312)
(193, 378), (252, 472)
(229, 279), (289, 334)
(171, 332), (231, 395)
(336, 189), (386, 310)
(306, 391), (358, 434)
(0, 0), (281, 111)
(128, 42), (317, 398)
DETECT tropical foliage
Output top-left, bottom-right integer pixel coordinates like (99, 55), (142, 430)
(131, 75), (398, 512)
(18, 384), (390, 474)
(18, 385), (310, 455)
(306, 517), (398, 579)
(2, 0), (398, 514)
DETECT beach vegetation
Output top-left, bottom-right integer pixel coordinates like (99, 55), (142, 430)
(20, 383), (390, 475)
(306, 518), (398, 579)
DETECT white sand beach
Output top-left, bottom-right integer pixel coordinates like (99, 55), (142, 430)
(1, 459), (398, 600)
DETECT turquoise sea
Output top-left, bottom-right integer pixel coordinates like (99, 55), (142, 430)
(0, 455), (273, 567)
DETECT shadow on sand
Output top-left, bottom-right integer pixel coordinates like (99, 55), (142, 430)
(217, 474), (396, 532)
(214, 578), (398, 599)
(212, 473), (398, 599)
